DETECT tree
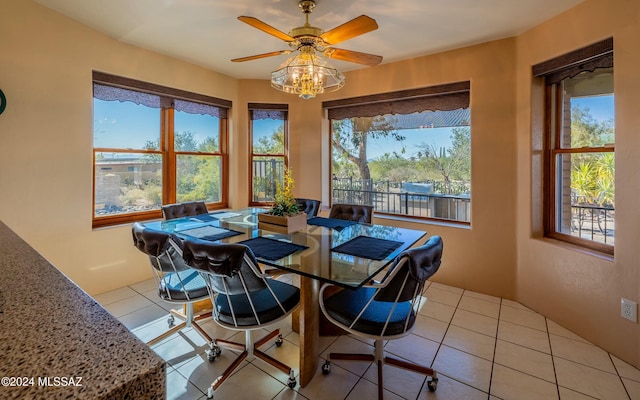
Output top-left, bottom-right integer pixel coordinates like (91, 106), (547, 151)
(251, 126), (285, 201)
(178, 154), (220, 202)
(331, 116), (405, 181)
(140, 131), (221, 203)
(176, 133), (219, 202)
(569, 106), (615, 206)
(369, 153), (419, 183)
(416, 127), (471, 194)
(448, 127), (471, 181)
(253, 126), (284, 154)
(570, 105), (614, 148)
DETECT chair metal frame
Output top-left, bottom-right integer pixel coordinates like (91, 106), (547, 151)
(131, 223), (215, 348)
(319, 237), (443, 399)
(181, 238), (299, 399)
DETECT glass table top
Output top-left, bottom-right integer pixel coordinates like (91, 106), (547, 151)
(145, 208), (428, 289)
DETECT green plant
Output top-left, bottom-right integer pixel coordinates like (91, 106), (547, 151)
(270, 167), (299, 216)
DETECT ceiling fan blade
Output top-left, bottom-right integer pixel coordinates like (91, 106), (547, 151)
(238, 16), (295, 42)
(320, 15), (378, 45)
(325, 48), (383, 66)
(231, 50), (291, 62)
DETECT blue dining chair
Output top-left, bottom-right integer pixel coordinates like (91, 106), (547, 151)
(161, 201), (208, 220)
(181, 237), (300, 399)
(131, 223), (215, 349)
(295, 198), (321, 219)
(319, 235), (444, 398)
(329, 203), (373, 223)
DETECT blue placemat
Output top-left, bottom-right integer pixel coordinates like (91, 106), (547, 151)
(307, 217), (356, 231)
(177, 226), (243, 242)
(331, 236), (403, 260)
(238, 237), (309, 261)
(190, 211), (242, 222)
(191, 213), (217, 222)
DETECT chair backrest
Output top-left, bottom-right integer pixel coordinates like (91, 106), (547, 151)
(320, 235), (443, 338)
(375, 235), (444, 303)
(295, 198), (321, 218)
(161, 201), (208, 220)
(132, 222), (207, 302)
(181, 238), (266, 296)
(182, 237), (300, 330)
(132, 222), (188, 273)
(329, 203), (373, 223)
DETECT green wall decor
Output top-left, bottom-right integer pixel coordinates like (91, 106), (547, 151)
(0, 89), (6, 115)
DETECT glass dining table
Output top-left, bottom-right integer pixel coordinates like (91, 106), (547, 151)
(144, 207), (428, 387)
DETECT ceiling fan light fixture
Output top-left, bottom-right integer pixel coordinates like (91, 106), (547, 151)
(237, 0), (379, 98)
(271, 49), (345, 99)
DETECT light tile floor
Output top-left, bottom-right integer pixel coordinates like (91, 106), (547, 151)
(94, 278), (640, 400)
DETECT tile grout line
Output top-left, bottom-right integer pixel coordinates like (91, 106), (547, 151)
(108, 281), (639, 400)
(545, 317), (562, 400)
(609, 352), (633, 400)
(486, 296), (503, 399)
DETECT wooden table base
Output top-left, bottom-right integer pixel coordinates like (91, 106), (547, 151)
(292, 285), (348, 337)
(298, 275), (319, 387)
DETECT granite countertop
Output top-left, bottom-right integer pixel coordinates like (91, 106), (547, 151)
(0, 221), (165, 399)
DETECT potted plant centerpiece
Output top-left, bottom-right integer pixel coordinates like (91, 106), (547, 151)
(257, 167), (307, 233)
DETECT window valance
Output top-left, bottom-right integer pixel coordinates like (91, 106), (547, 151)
(93, 84), (169, 109)
(248, 103), (288, 120)
(323, 81), (470, 120)
(532, 38), (613, 85)
(92, 71), (231, 118)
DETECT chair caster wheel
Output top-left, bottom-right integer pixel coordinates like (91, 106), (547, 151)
(322, 361), (331, 375)
(276, 334), (284, 347)
(287, 377), (296, 388)
(207, 344), (221, 362)
(167, 315), (175, 327)
(427, 376), (438, 392)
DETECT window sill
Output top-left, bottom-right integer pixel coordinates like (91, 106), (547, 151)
(374, 213), (471, 230)
(537, 236), (614, 262)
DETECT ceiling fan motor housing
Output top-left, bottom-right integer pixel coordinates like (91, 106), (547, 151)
(232, 0), (382, 67)
(290, 0), (324, 45)
(299, 0), (316, 14)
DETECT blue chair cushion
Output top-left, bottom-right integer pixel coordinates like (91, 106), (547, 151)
(324, 287), (415, 336)
(215, 279), (300, 327)
(159, 269), (209, 302)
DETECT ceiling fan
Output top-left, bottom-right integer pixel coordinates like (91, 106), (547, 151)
(231, 0), (383, 67)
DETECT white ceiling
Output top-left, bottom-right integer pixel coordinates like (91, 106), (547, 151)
(35, 0), (584, 80)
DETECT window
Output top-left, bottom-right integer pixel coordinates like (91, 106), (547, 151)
(534, 38), (614, 254)
(249, 104), (288, 205)
(92, 72), (230, 227)
(323, 82), (471, 223)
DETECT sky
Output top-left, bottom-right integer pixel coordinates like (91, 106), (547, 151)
(253, 118), (283, 148)
(93, 99), (219, 150)
(365, 95), (614, 160)
(94, 94), (614, 156)
(252, 118), (458, 160)
(366, 127), (455, 160)
(572, 95), (615, 123)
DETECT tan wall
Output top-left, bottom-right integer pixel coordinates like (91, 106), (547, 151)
(235, 79), (325, 208)
(305, 39), (520, 299)
(0, 1), (517, 302)
(0, 0), (238, 293)
(1, 0), (637, 369)
(237, 39), (520, 300)
(516, 0), (640, 367)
